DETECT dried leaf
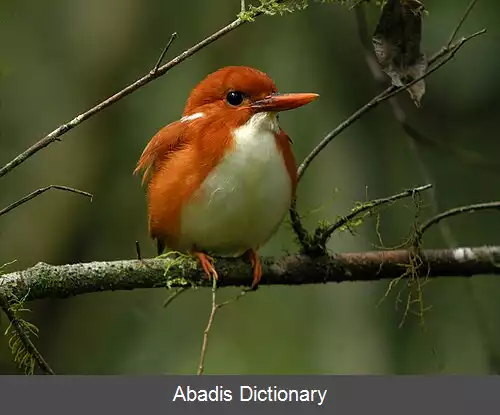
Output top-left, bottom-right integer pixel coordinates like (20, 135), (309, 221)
(372, 0), (428, 106)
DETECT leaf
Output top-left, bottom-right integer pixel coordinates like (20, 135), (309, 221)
(372, 0), (428, 106)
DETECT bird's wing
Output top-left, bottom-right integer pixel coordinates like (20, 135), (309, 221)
(276, 128), (298, 198)
(134, 120), (188, 186)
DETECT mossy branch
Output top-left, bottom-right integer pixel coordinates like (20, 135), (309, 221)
(0, 246), (499, 303)
(238, 0), (342, 21)
(0, 295), (54, 375)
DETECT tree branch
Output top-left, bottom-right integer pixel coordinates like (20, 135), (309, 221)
(197, 278), (218, 376)
(0, 185), (92, 218)
(197, 281), (246, 375)
(150, 32), (178, 75)
(316, 184), (432, 249)
(0, 296), (54, 375)
(290, 183), (432, 255)
(1, 246), (499, 302)
(0, 13), (259, 179)
(419, 202), (500, 236)
(447, 0), (480, 48)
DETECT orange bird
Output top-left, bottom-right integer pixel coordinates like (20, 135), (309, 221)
(134, 66), (318, 288)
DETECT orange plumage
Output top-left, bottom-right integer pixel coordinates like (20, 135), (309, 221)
(135, 66), (318, 287)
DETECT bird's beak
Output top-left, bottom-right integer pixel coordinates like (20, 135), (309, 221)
(250, 93), (319, 112)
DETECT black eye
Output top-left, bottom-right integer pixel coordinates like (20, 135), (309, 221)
(226, 91), (244, 106)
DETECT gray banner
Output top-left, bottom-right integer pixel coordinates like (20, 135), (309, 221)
(0, 376), (498, 414)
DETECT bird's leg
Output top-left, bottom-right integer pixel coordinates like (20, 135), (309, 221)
(156, 239), (165, 256)
(194, 252), (219, 282)
(246, 249), (262, 289)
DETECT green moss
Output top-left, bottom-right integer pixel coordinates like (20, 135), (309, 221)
(157, 251), (203, 289)
(238, 0), (342, 22)
(378, 192), (429, 329)
(2, 290), (40, 375)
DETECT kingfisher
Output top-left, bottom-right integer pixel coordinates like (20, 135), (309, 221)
(135, 66), (318, 288)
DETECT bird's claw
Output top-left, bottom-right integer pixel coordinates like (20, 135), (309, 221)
(247, 249), (262, 290)
(195, 252), (219, 282)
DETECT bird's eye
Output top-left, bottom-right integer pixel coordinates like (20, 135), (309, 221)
(226, 91), (244, 106)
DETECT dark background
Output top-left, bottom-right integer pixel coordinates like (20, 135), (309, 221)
(1, 0), (499, 374)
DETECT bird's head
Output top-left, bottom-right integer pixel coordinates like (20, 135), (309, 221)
(182, 66), (318, 130)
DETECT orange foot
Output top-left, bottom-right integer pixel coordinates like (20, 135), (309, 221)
(194, 252), (218, 283)
(246, 249), (262, 289)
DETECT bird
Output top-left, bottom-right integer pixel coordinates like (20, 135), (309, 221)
(134, 66), (318, 288)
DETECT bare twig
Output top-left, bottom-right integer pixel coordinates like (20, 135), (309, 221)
(162, 287), (188, 308)
(0, 17), (251, 179)
(0, 260), (17, 271)
(296, 84), (389, 182)
(0, 185), (92, 218)
(150, 32), (178, 75)
(197, 278), (217, 375)
(419, 202), (500, 236)
(0, 1), (291, 179)
(447, 0), (480, 47)
(135, 241), (142, 260)
(197, 278), (246, 375)
(0, 296), (54, 375)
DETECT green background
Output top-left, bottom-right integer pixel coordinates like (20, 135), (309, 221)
(1, 0), (499, 374)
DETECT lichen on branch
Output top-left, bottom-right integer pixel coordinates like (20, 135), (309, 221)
(238, 0), (341, 22)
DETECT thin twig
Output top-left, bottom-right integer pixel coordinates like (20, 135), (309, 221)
(217, 290), (247, 307)
(289, 198), (311, 250)
(0, 185), (92, 218)
(318, 184), (432, 246)
(150, 32), (178, 75)
(0, 260), (17, 271)
(0, 18), (248, 179)
(197, 278), (218, 375)
(419, 202), (500, 236)
(0, 296), (54, 375)
(296, 83), (386, 181)
(162, 287), (188, 308)
(197, 279), (246, 375)
(349, 0), (369, 10)
(447, 0), (480, 47)
(135, 241), (142, 260)
(0, 0), (290, 180)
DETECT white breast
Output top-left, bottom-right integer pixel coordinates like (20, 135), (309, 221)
(179, 112), (292, 257)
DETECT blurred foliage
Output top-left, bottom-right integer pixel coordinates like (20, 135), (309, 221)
(0, 0), (499, 374)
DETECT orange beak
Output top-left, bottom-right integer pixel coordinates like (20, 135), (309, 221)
(250, 92), (319, 112)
